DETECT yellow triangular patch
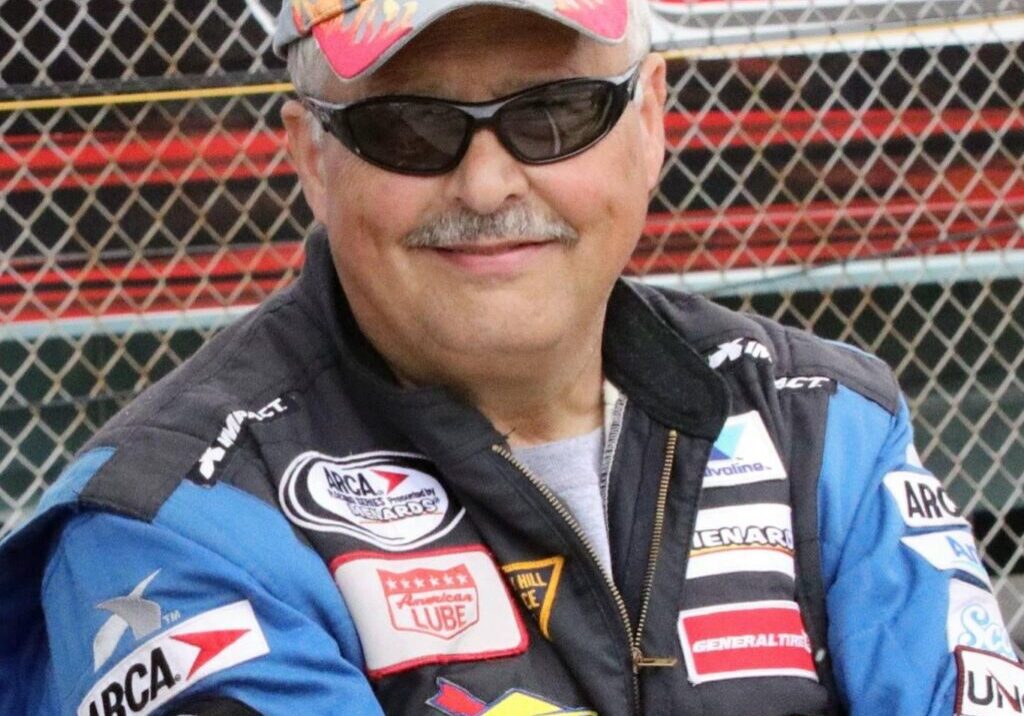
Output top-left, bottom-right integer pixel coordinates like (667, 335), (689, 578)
(501, 556), (564, 640)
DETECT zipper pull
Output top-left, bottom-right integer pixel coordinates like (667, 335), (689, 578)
(632, 647), (678, 672)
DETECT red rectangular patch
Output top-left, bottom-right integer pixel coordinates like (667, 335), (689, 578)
(677, 600), (818, 684)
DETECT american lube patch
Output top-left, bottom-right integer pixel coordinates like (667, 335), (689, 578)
(279, 451), (465, 551)
(331, 546), (528, 678)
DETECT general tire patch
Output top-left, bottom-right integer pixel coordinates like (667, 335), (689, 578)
(678, 600), (818, 684)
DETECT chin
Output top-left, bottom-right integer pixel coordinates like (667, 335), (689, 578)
(437, 315), (568, 360)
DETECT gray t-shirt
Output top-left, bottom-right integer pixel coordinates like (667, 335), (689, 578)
(512, 427), (611, 577)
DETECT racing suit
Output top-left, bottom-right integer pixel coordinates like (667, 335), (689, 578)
(0, 230), (1018, 716)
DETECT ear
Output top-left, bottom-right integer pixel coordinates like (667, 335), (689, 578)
(636, 54), (668, 192)
(281, 99), (329, 223)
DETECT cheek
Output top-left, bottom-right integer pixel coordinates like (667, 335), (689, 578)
(548, 125), (650, 243)
(322, 158), (426, 262)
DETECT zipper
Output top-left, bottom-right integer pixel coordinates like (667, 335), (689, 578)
(492, 427), (679, 715)
(632, 429), (679, 672)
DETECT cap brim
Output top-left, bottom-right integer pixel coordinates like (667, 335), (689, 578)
(311, 0), (628, 80)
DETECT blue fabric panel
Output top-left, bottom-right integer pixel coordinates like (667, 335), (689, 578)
(819, 385), (986, 716)
(36, 479), (381, 715)
(0, 448), (116, 716)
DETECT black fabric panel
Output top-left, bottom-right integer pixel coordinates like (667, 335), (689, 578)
(771, 324), (900, 415)
(780, 387), (843, 716)
(165, 696), (262, 715)
(632, 279), (901, 417)
(606, 405), (659, 625)
(604, 282), (729, 440)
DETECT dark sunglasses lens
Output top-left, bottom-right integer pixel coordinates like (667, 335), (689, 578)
(500, 81), (620, 161)
(346, 100), (469, 172)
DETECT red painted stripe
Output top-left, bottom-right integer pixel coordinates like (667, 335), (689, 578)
(5, 109), (1020, 192)
(0, 128), (291, 192)
(663, 108), (1024, 151)
(4, 189), (1021, 323)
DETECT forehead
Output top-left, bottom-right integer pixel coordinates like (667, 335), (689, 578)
(328, 7), (628, 100)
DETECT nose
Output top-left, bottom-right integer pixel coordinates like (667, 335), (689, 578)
(446, 128), (529, 215)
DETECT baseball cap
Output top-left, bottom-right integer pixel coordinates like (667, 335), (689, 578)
(273, 0), (629, 81)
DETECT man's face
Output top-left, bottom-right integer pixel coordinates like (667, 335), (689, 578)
(284, 9), (667, 384)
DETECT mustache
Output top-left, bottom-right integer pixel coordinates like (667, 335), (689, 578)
(401, 204), (579, 249)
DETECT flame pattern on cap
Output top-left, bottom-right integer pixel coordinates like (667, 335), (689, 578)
(312, 0), (418, 79)
(292, 0), (348, 34)
(555, 0), (627, 41)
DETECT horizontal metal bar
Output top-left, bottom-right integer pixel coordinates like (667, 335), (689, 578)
(645, 248), (1024, 297)
(3, 249), (1023, 341)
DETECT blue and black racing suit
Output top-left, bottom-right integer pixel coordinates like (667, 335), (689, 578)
(0, 231), (1018, 716)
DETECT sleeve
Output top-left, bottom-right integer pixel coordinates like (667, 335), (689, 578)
(39, 478), (385, 716)
(818, 385), (1020, 716)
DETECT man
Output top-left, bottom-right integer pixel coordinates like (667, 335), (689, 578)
(0, 0), (1019, 714)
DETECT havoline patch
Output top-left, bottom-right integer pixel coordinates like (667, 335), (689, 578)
(279, 451), (465, 551)
(703, 411), (787, 488)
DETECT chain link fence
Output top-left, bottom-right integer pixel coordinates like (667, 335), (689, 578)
(2, 0), (1022, 648)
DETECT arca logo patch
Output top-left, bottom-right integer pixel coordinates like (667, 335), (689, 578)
(279, 450), (465, 551)
(883, 470), (967, 529)
(78, 600), (269, 716)
(426, 678), (596, 715)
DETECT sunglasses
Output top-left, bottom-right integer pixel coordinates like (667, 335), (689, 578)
(300, 63), (643, 176)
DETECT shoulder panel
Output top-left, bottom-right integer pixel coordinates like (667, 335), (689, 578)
(77, 283), (339, 523)
(633, 282), (901, 415)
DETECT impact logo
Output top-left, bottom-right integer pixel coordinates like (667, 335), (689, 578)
(774, 376), (834, 392)
(501, 556), (565, 640)
(427, 678), (596, 715)
(279, 450), (464, 550)
(955, 647), (1024, 716)
(704, 411), (787, 488)
(380, 563), (480, 640)
(187, 396), (291, 483)
(707, 338), (772, 370)
(78, 601), (269, 716)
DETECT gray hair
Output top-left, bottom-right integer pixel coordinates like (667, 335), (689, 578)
(288, 0), (653, 142)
